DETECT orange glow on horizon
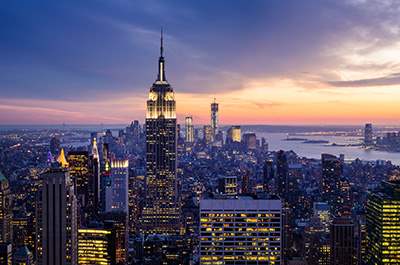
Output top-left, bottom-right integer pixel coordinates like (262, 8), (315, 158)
(1, 76), (400, 126)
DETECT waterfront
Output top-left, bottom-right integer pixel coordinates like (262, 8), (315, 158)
(1, 124), (399, 164)
(258, 132), (400, 165)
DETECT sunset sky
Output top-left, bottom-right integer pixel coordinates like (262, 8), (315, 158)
(1, 0), (400, 125)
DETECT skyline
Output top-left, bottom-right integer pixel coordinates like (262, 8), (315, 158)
(2, 0), (400, 125)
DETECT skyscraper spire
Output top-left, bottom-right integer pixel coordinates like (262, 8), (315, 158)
(57, 148), (69, 168)
(157, 27), (166, 83)
(160, 27), (164, 57)
(143, 27), (179, 235)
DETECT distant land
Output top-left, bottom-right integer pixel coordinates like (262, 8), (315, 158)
(1, 124), (400, 133)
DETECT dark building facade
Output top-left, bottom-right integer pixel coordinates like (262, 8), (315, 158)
(330, 216), (356, 265)
(37, 168), (78, 265)
(364, 123), (373, 147)
(321, 153), (343, 215)
(275, 151), (294, 262)
(263, 159), (274, 193)
(0, 172), (11, 245)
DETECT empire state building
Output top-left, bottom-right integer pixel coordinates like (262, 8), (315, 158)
(141, 31), (180, 235)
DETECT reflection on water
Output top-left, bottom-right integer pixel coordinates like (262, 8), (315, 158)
(259, 133), (400, 165)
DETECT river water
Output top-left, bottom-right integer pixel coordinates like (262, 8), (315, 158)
(1, 124), (399, 165)
(257, 132), (400, 165)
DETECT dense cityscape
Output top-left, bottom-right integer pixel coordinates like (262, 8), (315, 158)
(0, 31), (400, 265)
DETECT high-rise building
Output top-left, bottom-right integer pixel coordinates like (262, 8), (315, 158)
(275, 151), (293, 262)
(78, 228), (114, 265)
(67, 151), (90, 196)
(138, 235), (187, 265)
(263, 159), (274, 193)
(37, 168), (78, 265)
(214, 130), (223, 144)
(203, 125), (213, 145)
(88, 137), (100, 219)
(242, 132), (257, 150)
(321, 154), (343, 215)
(306, 235), (331, 265)
(0, 172), (12, 245)
(67, 151), (90, 205)
(128, 173), (143, 235)
(12, 209), (36, 252)
(276, 151), (289, 198)
(261, 137), (269, 153)
(366, 180), (400, 264)
(210, 98), (219, 138)
(355, 215), (367, 265)
(50, 136), (61, 157)
(14, 246), (34, 265)
(305, 203), (331, 265)
(185, 116), (194, 143)
(177, 124), (183, 145)
(364, 123), (373, 147)
(226, 126), (241, 143)
(101, 212), (128, 265)
(313, 202), (331, 233)
(100, 142), (111, 174)
(126, 120), (141, 144)
(68, 149), (100, 223)
(0, 243), (12, 265)
(217, 176), (238, 196)
(241, 173), (250, 194)
(330, 216), (356, 265)
(105, 159), (129, 213)
(200, 197), (282, 264)
(141, 30), (180, 235)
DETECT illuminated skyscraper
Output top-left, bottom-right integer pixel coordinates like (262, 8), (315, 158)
(67, 151), (90, 204)
(200, 197), (282, 264)
(366, 180), (400, 264)
(38, 168), (78, 265)
(210, 98), (218, 138)
(128, 175), (143, 235)
(78, 228), (114, 265)
(88, 136), (100, 219)
(141, 30), (180, 235)
(185, 116), (194, 143)
(0, 172), (11, 245)
(68, 149), (100, 222)
(226, 126), (241, 144)
(105, 159), (129, 213)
